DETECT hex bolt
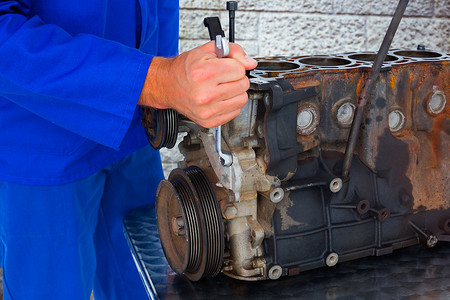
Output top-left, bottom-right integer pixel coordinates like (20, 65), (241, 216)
(417, 44), (426, 51)
(252, 257), (265, 269)
(409, 221), (438, 247)
(426, 235), (438, 248)
(224, 205), (238, 219)
(172, 215), (185, 236)
(223, 258), (233, 271)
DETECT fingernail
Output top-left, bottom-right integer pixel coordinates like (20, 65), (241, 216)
(245, 55), (257, 65)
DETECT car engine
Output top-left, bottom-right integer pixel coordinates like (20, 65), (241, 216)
(141, 47), (449, 281)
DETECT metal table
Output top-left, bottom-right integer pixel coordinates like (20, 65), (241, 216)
(124, 205), (450, 300)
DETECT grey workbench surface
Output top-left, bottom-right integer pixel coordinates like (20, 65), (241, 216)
(124, 205), (450, 300)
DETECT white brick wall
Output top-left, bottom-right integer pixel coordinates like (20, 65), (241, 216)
(161, 0), (449, 177)
(179, 0), (449, 57)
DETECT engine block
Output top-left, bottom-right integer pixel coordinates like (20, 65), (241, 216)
(151, 49), (450, 281)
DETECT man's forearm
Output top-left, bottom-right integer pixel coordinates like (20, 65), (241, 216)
(138, 56), (174, 110)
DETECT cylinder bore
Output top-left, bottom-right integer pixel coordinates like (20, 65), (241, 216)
(348, 53), (398, 62)
(299, 56), (351, 66)
(393, 50), (442, 58)
(255, 61), (301, 71)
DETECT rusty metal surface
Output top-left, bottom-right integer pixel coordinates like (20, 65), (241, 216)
(124, 205), (450, 300)
(250, 49), (449, 211)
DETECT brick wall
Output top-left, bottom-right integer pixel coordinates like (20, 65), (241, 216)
(179, 0), (449, 56)
(160, 0), (449, 177)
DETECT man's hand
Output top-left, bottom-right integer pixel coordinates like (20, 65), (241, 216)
(138, 41), (257, 128)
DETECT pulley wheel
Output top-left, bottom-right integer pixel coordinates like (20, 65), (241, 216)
(185, 166), (224, 277)
(156, 178), (207, 281)
(141, 107), (178, 150)
(156, 167), (224, 281)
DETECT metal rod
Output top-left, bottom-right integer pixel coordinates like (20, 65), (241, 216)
(227, 1), (237, 43)
(341, 0), (409, 178)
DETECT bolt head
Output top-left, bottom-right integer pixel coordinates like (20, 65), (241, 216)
(427, 235), (438, 248)
(227, 1), (238, 11)
(224, 206), (238, 219)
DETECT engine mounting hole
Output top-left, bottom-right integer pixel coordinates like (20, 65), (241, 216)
(268, 265), (283, 280)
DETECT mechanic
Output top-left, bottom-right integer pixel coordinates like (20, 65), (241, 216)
(0, 1), (257, 299)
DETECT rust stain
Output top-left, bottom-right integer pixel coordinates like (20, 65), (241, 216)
(278, 192), (306, 231)
(388, 72), (398, 90)
(291, 80), (320, 90)
(413, 115), (450, 210)
(355, 72), (366, 100)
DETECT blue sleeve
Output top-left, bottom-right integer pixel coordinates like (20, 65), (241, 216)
(157, 0), (179, 57)
(0, 1), (153, 150)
